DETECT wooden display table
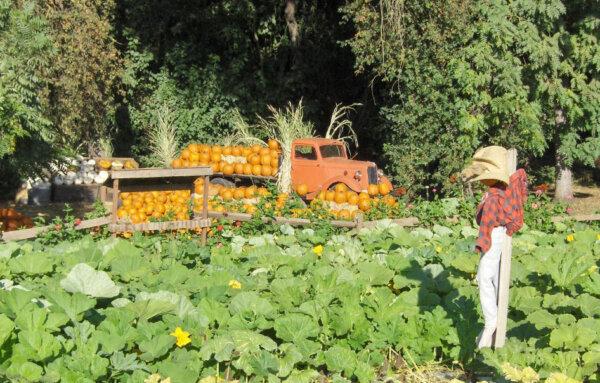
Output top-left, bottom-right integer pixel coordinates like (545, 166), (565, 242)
(109, 167), (212, 243)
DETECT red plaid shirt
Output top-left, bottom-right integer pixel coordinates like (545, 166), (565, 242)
(476, 169), (528, 253)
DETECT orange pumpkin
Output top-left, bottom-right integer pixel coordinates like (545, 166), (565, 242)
(296, 184), (308, 196)
(338, 209), (351, 220)
(252, 164), (263, 175)
(261, 165), (272, 176)
(222, 146), (233, 155)
(222, 163), (234, 175)
(358, 199), (371, 211)
(233, 188), (245, 200)
(243, 163), (253, 175)
(334, 192), (347, 204)
(347, 193), (360, 205)
(334, 183), (348, 193)
(249, 154), (261, 165)
(268, 139), (279, 150)
(211, 162), (220, 173)
(181, 149), (191, 160)
(234, 163), (244, 174)
(379, 183), (391, 196)
(245, 186), (257, 198)
(260, 154), (272, 165)
(251, 144), (262, 153)
(211, 145), (223, 154)
(368, 184), (379, 196)
(325, 190), (336, 201)
(172, 159), (183, 168)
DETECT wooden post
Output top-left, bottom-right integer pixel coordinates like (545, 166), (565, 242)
(111, 178), (119, 237)
(494, 148), (517, 348)
(201, 175), (209, 245)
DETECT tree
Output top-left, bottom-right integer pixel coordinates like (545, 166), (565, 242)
(40, 0), (122, 153)
(342, 0), (600, 197)
(0, 0), (55, 191)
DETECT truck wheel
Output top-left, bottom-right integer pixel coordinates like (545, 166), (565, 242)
(210, 177), (235, 188)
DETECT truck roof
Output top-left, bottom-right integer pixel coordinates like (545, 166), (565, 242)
(294, 137), (342, 145)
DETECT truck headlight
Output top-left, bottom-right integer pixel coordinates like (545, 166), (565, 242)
(354, 170), (362, 180)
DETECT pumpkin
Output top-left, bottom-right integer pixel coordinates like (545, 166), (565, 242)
(222, 163), (234, 175)
(368, 184), (379, 196)
(378, 183), (391, 196)
(334, 192), (347, 204)
(325, 190), (336, 201)
(249, 154), (261, 165)
(251, 144), (262, 153)
(252, 164), (263, 175)
(261, 165), (272, 176)
(212, 145), (223, 154)
(124, 160), (137, 169)
(347, 193), (360, 205)
(211, 162), (220, 172)
(98, 159), (112, 170)
(232, 146), (242, 156)
(181, 149), (191, 160)
(234, 163), (244, 174)
(245, 186), (257, 198)
(221, 189), (233, 200)
(222, 146), (233, 155)
(268, 139), (279, 150)
(270, 157), (279, 168)
(338, 210), (351, 220)
(296, 184), (308, 196)
(243, 163), (253, 175)
(334, 183), (348, 193)
(233, 188), (245, 200)
(260, 154), (271, 165)
(358, 199), (371, 212)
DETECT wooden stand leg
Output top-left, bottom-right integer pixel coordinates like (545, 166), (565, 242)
(493, 148), (518, 348)
(111, 178), (119, 237)
(201, 175), (209, 245)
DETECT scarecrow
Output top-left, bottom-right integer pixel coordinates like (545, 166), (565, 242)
(462, 146), (528, 348)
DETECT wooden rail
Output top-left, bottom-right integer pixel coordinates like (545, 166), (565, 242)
(1, 217), (111, 242)
(551, 214), (600, 222)
(109, 218), (211, 233)
(207, 211), (419, 228)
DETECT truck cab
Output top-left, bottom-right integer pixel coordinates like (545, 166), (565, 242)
(291, 138), (392, 199)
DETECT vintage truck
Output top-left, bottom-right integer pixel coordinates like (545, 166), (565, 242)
(212, 137), (393, 200)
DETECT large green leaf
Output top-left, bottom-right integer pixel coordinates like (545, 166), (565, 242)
(9, 252), (53, 275)
(60, 263), (120, 298)
(274, 314), (320, 343)
(324, 345), (356, 376)
(0, 313), (14, 346)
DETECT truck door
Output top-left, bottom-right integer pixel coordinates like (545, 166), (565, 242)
(291, 143), (324, 193)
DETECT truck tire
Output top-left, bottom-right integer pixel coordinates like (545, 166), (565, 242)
(210, 177), (235, 188)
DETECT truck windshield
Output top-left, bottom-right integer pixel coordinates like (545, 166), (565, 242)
(320, 145), (344, 158)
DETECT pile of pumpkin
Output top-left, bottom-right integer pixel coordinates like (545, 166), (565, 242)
(171, 140), (281, 177)
(0, 208), (34, 232)
(116, 190), (192, 224)
(192, 179), (270, 215)
(308, 182), (394, 209)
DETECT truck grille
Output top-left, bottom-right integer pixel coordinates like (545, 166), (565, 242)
(367, 166), (378, 184)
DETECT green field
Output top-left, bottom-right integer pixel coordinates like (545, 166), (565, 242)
(0, 217), (598, 383)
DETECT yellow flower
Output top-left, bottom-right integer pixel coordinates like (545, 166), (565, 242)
(588, 265), (598, 274)
(435, 245), (443, 253)
(122, 231), (133, 239)
(228, 279), (242, 289)
(566, 234), (575, 243)
(545, 372), (581, 383)
(597, 233), (600, 241)
(312, 245), (324, 256)
(169, 327), (191, 347)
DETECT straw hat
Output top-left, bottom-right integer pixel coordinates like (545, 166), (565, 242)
(462, 146), (509, 184)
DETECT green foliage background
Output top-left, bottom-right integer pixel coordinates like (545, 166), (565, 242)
(0, 0), (598, 196)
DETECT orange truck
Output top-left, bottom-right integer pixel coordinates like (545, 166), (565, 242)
(290, 138), (393, 199)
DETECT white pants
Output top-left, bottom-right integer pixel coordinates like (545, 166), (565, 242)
(476, 226), (506, 330)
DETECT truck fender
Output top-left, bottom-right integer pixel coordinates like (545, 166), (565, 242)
(321, 176), (363, 193)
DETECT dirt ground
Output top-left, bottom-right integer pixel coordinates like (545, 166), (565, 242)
(557, 184), (600, 215)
